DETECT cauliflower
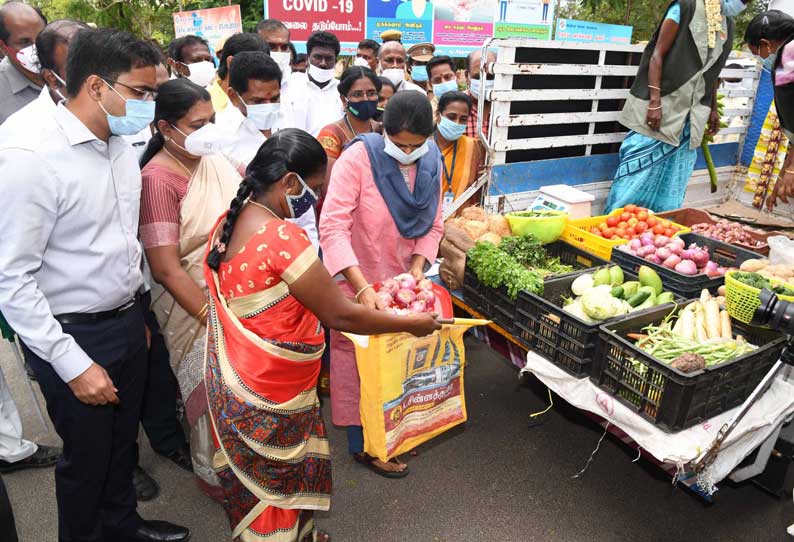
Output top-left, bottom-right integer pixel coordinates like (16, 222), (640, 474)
(581, 285), (625, 321)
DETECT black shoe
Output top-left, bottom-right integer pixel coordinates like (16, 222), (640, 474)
(156, 445), (193, 473)
(0, 444), (60, 473)
(133, 466), (160, 502)
(132, 520), (190, 542)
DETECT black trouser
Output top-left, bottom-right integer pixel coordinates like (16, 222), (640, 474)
(0, 474), (17, 542)
(140, 291), (186, 455)
(23, 301), (147, 542)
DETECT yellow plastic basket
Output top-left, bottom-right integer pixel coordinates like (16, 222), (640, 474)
(560, 208), (691, 260)
(724, 270), (794, 324)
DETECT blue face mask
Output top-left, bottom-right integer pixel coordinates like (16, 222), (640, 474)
(347, 99), (379, 121)
(762, 52), (778, 72)
(721, 0), (747, 18)
(433, 79), (458, 98)
(98, 80), (155, 136)
(411, 65), (428, 82)
(437, 116), (466, 142)
(286, 173), (317, 219)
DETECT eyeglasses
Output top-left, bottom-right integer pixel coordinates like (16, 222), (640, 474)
(348, 91), (379, 100)
(103, 78), (157, 101)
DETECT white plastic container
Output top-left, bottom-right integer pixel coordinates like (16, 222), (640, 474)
(530, 184), (595, 219)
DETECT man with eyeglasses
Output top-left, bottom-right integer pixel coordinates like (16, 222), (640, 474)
(0, 27), (189, 542)
(283, 30), (344, 136)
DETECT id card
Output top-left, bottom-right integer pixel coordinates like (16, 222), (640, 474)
(443, 191), (455, 214)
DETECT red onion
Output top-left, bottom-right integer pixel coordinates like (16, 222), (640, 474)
(656, 247), (672, 261)
(381, 278), (400, 297)
(663, 254), (682, 269)
(410, 300), (428, 313)
(415, 289), (436, 306)
(395, 273), (417, 291)
(645, 253), (662, 264)
(654, 235), (670, 247)
(640, 233), (655, 246)
(376, 291), (394, 307)
(417, 278), (433, 291)
(674, 260), (699, 275)
(395, 288), (417, 307)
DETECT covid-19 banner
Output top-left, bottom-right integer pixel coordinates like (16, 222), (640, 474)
(264, 0), (557, 56)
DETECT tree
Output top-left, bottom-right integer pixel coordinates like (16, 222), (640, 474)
(559, 0), (771, 45)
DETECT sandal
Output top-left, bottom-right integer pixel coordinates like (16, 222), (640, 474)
(314, 530), (331, 542)
(353, 452), (409, 479)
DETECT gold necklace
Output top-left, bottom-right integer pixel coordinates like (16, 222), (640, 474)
(162, 146), (194, 177)
(247, 199), (281, 219)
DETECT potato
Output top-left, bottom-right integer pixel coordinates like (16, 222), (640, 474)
(740, 259), (769, 272)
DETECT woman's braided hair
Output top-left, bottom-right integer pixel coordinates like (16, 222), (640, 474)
(206, 128), (328, 270)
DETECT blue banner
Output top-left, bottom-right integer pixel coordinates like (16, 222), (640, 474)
(554, 18), (632, 45)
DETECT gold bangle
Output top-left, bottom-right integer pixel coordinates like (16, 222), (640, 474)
(354, 284), (373, 302)
(195, 303), (208, 320)
(786, 169), (794, 175)
(647, 105), (662, 111)
(648, 85), (661, 91)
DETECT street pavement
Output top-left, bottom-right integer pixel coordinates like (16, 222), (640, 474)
(2, 337), (793, 542)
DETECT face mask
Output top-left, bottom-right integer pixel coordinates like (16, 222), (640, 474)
(721, 0), (747, 17)
(16, 44), (40, 74)
(285, 173), (318, 219)
(270, 51), (292, 79)
(382, 68), (406, 87)
(184, 61), (216, 88)
(437, 116), (466, 141)
(347, 99), (379, 121)
(308, 63), (335, 84)
(433, 79), (458, 98)
(373, 107), (385, 122)
(172, 123), (226, 156)
(353, 57), (370, 68)
(52, 71), (67, 102)
(98, 80), (155, 136)
(383, 135), (429, 165)
(411, 65), (428, 82)
(470, 78), (495, 100)
(238, 92), (281, 131)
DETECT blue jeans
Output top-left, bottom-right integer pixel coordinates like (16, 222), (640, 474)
(346, 426), (364, 455)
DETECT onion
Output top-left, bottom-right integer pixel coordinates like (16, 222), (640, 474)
(691, 250), (710, 268)
(645, 253), (661, 264)
(395, 273), (417, 291)
(629, 238), (642, 251)
(716, 266), (727, 276)
(681, 249), (695, 261)
(415, 289), (436, 305)
(704, 261), (721, 278)
(637, 245), (656, 258)
(409, 300), (428, 313)
(674, 260), (698, 275)
(395, 288), (417, 307)
(654, 235), (670, 248)
(376, 291), (394, 307)
(656, 247), (671, 261)
(417, 278), (433, 291)
(663, 254), (682, 269)
(640, 233), (655, 247)
(381, 278), (400, 297)
(668, 242), (683, 255)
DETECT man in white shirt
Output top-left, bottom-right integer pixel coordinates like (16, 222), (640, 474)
(217, 51), (320, 249)
(378, 40), (427, 95)
(0, 2), (45, 124)
(283, 30), (344, 137)
(0, 28), (189, 542)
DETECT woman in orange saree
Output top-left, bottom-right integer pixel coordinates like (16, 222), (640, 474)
(203, 129), (440, 541)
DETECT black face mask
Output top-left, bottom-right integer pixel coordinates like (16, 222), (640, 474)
(347, 99), (379, 121)
(372, 107), (384, 122)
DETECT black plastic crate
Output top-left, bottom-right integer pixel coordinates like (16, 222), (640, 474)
(462, 241), (608, 333)
(610, 233), (758, 299)
(595, 302), (785, 432)
(514, 267), (680, 378)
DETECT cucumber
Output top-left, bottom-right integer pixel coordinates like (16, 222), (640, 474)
(631, 296), (656, 312)
(611, 286), (625, 299)
(626, 290), (651, 307)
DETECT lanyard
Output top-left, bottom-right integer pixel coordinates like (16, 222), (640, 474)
(435, 133), (458, 193)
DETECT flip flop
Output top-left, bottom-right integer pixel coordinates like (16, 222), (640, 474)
(353, 452), (409, 479)
(314, 530), (331, 542)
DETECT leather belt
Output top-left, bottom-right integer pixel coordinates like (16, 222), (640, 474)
(54, 296), (138, 326)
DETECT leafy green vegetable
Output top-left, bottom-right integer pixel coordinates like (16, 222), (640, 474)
(509, 211), (561, 218)
(733, 272), (771, 290)
(467, 242), (544, 299)
(773, 285), (794, 297)
(499, 235), (574, 276)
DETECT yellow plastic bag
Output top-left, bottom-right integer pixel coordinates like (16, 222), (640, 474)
(344, 319), (488, 462)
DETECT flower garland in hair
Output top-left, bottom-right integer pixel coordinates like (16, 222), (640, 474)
(705, 0), (722, 49)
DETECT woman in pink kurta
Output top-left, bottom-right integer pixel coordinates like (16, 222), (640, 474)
(319, 92), (443, 478)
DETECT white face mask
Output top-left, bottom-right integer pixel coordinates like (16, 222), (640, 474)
(237, 91), (281, 131)
(16, 45), (40, 74)
(383, 135), (429, 165)
(184, 61), (216, 88)
(271, 51), (292, 79)
(382, 68), (405, 87)
(353, 57), (371, 68)
(172, 123), (227, 156)
(308, 64), (335, 84)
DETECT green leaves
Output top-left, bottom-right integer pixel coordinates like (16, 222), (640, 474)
(467, 242), (544, 300)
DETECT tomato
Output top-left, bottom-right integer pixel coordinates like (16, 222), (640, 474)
(590, 227), (601, 235)
(646, 216), (659, 227)
(620, 212), (632, 222)
(623, 204), (637, 213)
(606, 216), (619, 228)
(636, 211), (649, 221)
(626, 226), (637, 237)
(603, 227), (616, 238)
(610, 235), (621, 241)
(627, 217), (639, 227)
(615, 227), (627, 238)
(635, 222), (648, 233)
(616, 221), (627, 230)
(599, 222), (609, 232)
(652, 224), (666, 235)
(664, 228), (676, 238)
